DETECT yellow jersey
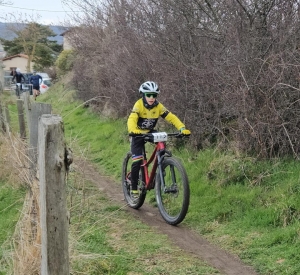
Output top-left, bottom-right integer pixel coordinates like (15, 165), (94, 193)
(127, 98), (185, 133)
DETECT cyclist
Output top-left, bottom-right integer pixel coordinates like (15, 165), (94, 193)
(12, 68), (25, 94)
(29, 71), (43, 100)
(127, 81), (191, 199)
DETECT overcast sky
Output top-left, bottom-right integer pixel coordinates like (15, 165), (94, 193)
(0, 0), (81, 25)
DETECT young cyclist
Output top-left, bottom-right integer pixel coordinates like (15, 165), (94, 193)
(127, 81), (191, 199)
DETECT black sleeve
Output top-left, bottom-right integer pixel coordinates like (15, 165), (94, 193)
(161, 110), (169, 119)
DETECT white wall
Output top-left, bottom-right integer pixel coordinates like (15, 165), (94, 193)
(3, 57), (34, 73)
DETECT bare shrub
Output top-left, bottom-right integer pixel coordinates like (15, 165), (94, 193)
(65, 0), (300, 158)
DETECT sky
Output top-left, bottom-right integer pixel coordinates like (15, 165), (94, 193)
(0, 0), (81, 25)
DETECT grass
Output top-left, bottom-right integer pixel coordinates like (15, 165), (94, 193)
(2, 82), (300, 274)
(43, 84), (300, 274)
(0, 89), (220, 274)
(67, 175), (220, 274)
(0, 182), (25, 253)
(0, 183), (25, 275)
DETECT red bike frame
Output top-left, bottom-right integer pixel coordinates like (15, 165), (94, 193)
(140, 141), (166, 190)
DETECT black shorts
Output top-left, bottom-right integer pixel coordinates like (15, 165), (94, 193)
(33, 85), (40, 91)
(130, 130), (157, 158)
(130, 136), (145, 159)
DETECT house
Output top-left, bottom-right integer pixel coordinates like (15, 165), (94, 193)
(60, 29), (73, 50)
(2, 54), (34, 73)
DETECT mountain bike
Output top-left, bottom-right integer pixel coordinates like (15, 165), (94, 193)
(122, 132), (190, 225)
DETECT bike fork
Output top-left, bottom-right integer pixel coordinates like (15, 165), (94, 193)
(157, 153), (166, 190)
(157, 154), (178, 194)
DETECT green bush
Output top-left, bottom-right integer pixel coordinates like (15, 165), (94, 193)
(55, 50), (75, 77)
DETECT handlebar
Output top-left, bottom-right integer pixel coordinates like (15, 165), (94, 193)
(129, 132), (190, 140)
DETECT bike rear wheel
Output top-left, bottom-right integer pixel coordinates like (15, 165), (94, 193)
(122, 152), (146, 209)
(155, 157), (190, 225)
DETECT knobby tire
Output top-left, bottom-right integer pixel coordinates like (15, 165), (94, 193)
(155, 157), (190, 225)
(122, 152), (146, 209)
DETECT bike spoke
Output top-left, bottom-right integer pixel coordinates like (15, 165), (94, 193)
(156, 157), (189, 225)
(162, 166), (183, 214)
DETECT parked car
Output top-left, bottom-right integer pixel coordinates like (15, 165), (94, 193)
(40, 78), (52, 94)
(35, 73), (52, 93)
(37, 72), (50, 79)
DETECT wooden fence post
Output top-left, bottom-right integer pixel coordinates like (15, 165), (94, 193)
(0, 103), (5, 133)
(39, 114), (70, 275)
(25, 102), (52, 179)
(16, 99), (26, 139)
(3, 105), (10, 133)
(23, 91), (31, 130)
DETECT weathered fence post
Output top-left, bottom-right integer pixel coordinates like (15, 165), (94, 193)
(0, 103), (5, 133)
(39, 114), (70, 275)
(3, 105), (10, 133)
(23, 91), (31, 130)
(16, 99), (26, 139)
(25, 101), (52, 179)
(25, 100), (52, 247)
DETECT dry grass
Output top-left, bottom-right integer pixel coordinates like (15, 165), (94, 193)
(12, 187), (41, 275)
(0, 133), (27, 187)
(0, 133), (41, 274)
(1, 130), (111, 275)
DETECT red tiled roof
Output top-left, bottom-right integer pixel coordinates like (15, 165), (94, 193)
(2, 54), (29, 61)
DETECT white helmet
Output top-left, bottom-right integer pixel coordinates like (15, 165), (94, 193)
(139, 81), (160, 94)
(16, 68), (21, 73)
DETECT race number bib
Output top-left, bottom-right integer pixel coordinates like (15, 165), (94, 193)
(152, 132), (168, 142)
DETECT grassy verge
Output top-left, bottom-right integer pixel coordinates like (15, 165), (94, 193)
(0, 132), (27, 274)
(1, 90), (220, 274)
(67, 171), (220, 274)
(3, 81), (300, 274)
(42, 86), (300, 274)
(40, 83), (300, 275)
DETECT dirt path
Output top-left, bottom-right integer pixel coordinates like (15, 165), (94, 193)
(78, 159), (259, 275)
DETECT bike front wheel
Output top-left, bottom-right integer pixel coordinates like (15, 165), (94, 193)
(155, 157), (190, 225)
(122, 152), (146, 209)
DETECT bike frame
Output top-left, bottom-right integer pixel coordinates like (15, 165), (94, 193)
(140, 141), (166, 190)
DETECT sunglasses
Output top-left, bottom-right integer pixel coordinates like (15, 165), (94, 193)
(145, 93), (158, 98)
